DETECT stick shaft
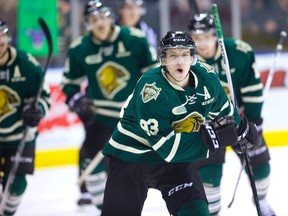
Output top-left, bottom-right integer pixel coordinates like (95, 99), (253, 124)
(33, 18), (53, 108)
(263, 31), (287, 97)
(77, 151), (104, 186)
(212, 4), (236, 107)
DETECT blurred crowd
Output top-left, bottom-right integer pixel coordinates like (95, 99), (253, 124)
(0, 0), (287, 67)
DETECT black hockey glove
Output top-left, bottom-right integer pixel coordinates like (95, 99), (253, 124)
(200, 116), (238, 153)
(67, 93), (94, 127)
(233, 115), (259, 154)
(22, 104), (43, 127)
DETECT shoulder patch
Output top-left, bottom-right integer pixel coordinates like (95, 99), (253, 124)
(199, 62), (215, 73)
(141, 82), (161, 103)
(235, 40), (252, 53)
(69, 36), (83, 48)
(129, 27), (146, 38)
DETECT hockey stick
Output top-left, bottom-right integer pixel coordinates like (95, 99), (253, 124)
(228, 30), (287, 209)
(190, 0), (200, 14)
(263, 31), (287, 97)
(0, 17), (53, 215)
(77, 151), (104, 186)
(211, 4), (261, 216)
(211, 4), (236, 107)
(227, 159), (246, 208)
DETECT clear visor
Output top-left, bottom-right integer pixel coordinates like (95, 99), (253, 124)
(160, 49), (196, 66)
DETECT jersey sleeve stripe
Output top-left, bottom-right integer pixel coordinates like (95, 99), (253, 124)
(164, 133), (181, 162)
(93, 100), (125, 108)
(152, 130), (175, 150)
(108, 138), (152, 154)
(117, 122), (150, 147)
(240, 83), (263, 94)
(60, 76), (84, 85)
(242, 96), (264, 103)
(0, 120), (22, 133)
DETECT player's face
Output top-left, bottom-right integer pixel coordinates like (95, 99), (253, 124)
(119, 3), (142, 27)
(191, 32), (217, 59)
(0, 31), (9, 57)
(87, 13), (113, 41)
(163, 48), (193, 86)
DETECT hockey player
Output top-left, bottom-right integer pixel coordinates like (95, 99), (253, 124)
(188, 13), (275, 216)
(116, 0), (158, 50)
(60, 0), (158, 210)
(101, 31), (259, 216)
(0, 19), (50, 215)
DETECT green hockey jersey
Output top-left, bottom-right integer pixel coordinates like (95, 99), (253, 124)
(103, 63), (240, 163)
(198, 38), (263, 121)
(0, 47), (51, 148)
(61, 26), (159, 128)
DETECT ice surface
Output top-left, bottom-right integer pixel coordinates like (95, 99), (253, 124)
(16, 147), (288, 216)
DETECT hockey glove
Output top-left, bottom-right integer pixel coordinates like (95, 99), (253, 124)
(200, 116), (238, 153)
(22, 104), (43, 127)
(68, 93), (94, 127)
(233, 115), (259, 154)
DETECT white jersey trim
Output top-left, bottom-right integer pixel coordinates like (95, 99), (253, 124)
(117, 122), (150, 147)
(109, 138), (152, 154)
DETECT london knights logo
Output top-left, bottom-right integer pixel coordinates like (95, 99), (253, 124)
(0, 86), (20, 121)
(141, 82), (161, 103)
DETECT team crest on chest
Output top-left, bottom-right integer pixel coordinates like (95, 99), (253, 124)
(96, 61), (130, 99)
(0, 86), (21, 121)
(141, 82), (161, 103)
(172, 112), (205, 133)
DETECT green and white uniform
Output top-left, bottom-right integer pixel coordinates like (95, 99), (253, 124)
(200, 39), (263, 120)
(197, 38), (271, 215)
(0, 46), (50, 215)
(102, 64), (240, 216)
(103, 63), (239, 162)
(0, 47), (50, 147)
(61, 25), (158, 128)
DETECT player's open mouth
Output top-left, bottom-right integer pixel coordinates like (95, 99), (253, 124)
(177, 69), (183, 72)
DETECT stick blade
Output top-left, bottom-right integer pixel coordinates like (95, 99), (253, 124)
(38, 17), (53, 58)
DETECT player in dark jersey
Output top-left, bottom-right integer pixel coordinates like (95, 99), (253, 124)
(188, 13), (275, 216)
(116, 0), (158, 50)
(101, 31), (258, 216)
(0, 18), (50, 215)
(60, 0), (158, 210)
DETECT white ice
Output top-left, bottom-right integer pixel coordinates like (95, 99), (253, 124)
(16, 146), (288, 216)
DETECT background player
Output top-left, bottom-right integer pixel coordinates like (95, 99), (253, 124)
(116, 0), (158, 50)
(188, 13), (275, 216)
(0, 18), (50, 215)
(60, 0), (158, 211)
(101, 31), (258, 216)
